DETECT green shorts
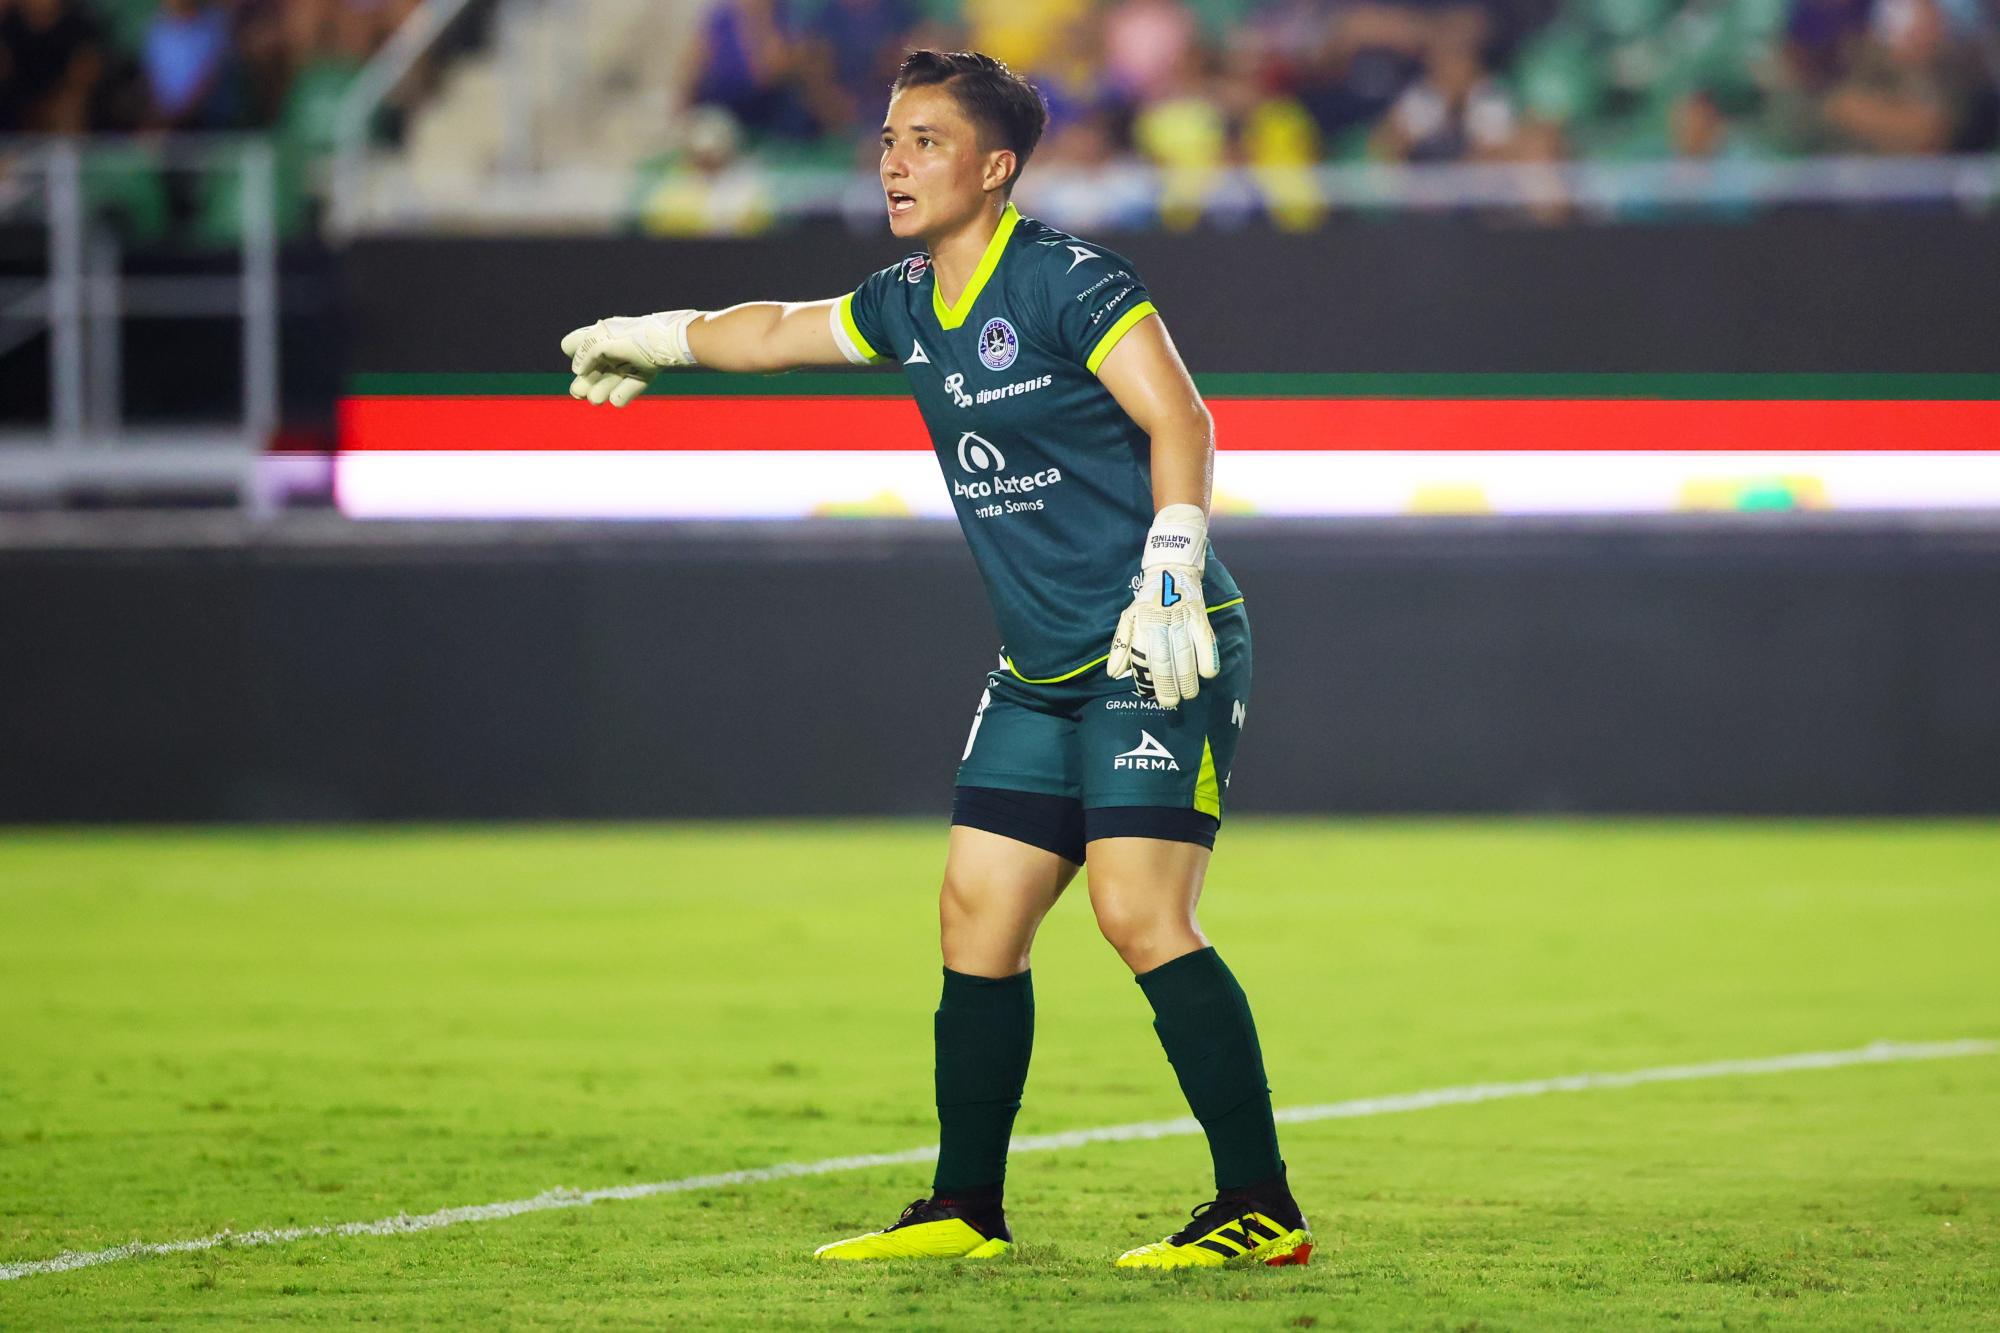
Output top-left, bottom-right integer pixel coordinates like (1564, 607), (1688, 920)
(953, 605), (1252, 860)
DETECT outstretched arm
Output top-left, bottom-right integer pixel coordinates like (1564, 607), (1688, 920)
(688, 300), (856, 371)
(563, 298), (858, 406)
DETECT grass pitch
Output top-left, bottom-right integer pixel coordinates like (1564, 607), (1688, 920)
(1, 820), (1996, 1328)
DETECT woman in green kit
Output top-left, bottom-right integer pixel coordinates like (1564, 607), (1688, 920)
(562, 50), (1310, 1270)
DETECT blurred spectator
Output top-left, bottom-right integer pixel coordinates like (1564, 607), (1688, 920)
(1371, 30), (1517, 159)
(0, 0), (106, 133)
(10, 0), (1988, 241)
(1024, 8), (1113, 129)
(681, 0), (819, 140)
(143, 0), (237, 129)
(964, 0), (1076, 74)
(1670, 85), (1757, 158)
(1104, 0), (1202, 103)
(1812, 0), (1987, 151)
(277, 3), (380, 176)
(1242, 94), (1326, 228)
(234, 0), (292, 124)
(1294, 3), (1452, 138)
(1602, 83), (1770, 220)
(638, 105), (775, 236)
(798, 0), (919, 132)
(1783, 0), (1875, 88)
(388, 0), (2000, 235)
(1021, 107), (1159, 227)
(1131, 43), (1232, 227)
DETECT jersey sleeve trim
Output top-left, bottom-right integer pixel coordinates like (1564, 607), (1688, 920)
(1084, 300), (1159, 375)
(831, 293), (884, 365)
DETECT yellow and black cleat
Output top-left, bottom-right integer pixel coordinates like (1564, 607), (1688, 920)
(1115, 1184), (1313, 1270)
(813, 1196), (1013, 1261)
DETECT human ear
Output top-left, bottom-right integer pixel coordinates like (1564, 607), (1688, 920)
(984, 149), (1017, 194)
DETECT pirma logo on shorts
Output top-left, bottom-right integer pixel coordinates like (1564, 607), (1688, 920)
(1113, 731), (1180, 772)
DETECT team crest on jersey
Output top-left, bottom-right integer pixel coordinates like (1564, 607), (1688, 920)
(905, 255), (930, 284)
(978, 317), (1019, 371)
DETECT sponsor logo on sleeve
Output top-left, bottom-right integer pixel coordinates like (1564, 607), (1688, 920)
(1088, 285), (1136, 326)
(1076, 269), (1133, 302)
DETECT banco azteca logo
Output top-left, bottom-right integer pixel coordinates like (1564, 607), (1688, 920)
(956, 431), (1006, 474)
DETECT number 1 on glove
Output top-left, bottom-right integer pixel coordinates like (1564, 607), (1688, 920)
(1107, 504), (1220, 708)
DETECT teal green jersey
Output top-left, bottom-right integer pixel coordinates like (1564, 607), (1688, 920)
(836, 202), (1242, 683)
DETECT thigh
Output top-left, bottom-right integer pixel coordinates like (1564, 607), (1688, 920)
(1082, 834), (1212, 973)
(940, 824), (1083, 976)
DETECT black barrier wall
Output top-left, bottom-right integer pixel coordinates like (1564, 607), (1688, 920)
(346, 214), (2000, 375)
(3, 519), (1997, 822)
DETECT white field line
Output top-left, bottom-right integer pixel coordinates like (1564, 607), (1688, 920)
(3, 1037), (1992, 1284)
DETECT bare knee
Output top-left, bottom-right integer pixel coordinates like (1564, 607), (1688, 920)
(938, 871), (991, 949)
(939, 870), (1038, 977)
(936, 827), (1074, 977)
(1090, 885), (1207, 974)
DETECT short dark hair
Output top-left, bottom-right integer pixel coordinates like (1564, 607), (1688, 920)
(891, 50), (1049, 193)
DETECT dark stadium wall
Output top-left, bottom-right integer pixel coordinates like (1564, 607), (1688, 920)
(342, 213), (2000, 375)
(3, 520), (1998, 822)
(336, 212), (2000, 454)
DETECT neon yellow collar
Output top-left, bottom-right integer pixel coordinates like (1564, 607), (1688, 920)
(931, 202), (1020, 330)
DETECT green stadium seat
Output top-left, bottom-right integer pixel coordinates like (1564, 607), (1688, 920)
(85, 0), (157, 56)
(83, 143), (171, 246)
(1514, 24), (1606, 125)
(1580, 0), (1672, 42)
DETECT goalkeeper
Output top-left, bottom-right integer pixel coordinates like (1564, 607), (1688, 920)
(563, 50), (1309, 1271)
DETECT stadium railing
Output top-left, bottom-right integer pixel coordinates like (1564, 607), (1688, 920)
(0, 136), (281, 509)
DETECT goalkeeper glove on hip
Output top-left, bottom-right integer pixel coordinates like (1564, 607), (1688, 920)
(1107, 503), (1220, 707)
(561, 310), (701, 407)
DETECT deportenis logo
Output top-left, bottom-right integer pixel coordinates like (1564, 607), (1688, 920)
(944, 370), (1053, 410)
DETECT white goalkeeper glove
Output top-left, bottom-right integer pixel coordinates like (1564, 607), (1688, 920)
(560, 310), (701, 407)
(1106, 503), (1219, 708)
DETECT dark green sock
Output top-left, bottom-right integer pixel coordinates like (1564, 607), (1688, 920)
(1136, 947), (1284, 1191)
(932, 967), (1034, 1196)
